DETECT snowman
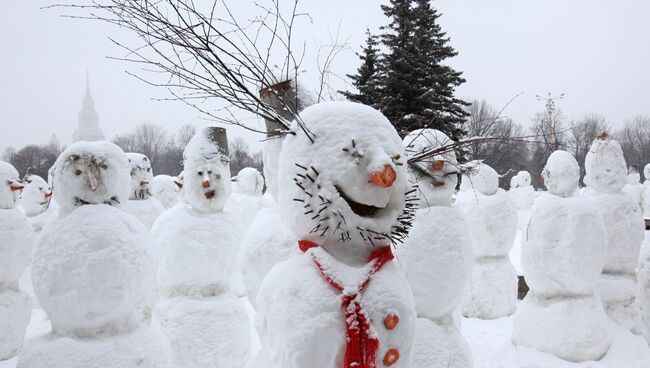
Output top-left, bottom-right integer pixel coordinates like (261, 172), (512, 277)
(0, 161), (33, 360)
(19, 174), (51, 218)
(151, 127), (250, 368)
(511, 170), (535, 210)
(122, 153), (165, 230)
(238, 77), (311, 307)
(643, 164), (650, 219)
(229, 167), (265, 231)
(18, 141), (172, 368)
(456, 162), (518, 319)
(399, 129), (473, 368)
(151, 174), (180, 209)
(623, 166), (644, 211)
(513, 150), (610, 362)
(252, 101), (417, 368)
(583, 134), (645, 333)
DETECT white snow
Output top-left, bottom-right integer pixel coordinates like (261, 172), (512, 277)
(151, 174), (180, 209)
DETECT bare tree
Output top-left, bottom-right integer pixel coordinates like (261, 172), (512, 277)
(113, 123), (168, 173)
(617, 115), (650, 174)
(229, 137), (263, 175)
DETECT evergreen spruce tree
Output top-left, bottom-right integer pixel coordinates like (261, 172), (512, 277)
(340, 29), (381, 106)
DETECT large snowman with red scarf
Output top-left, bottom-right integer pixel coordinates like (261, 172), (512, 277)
(252, 101), (417, 368)
(122, 153), (165, 230)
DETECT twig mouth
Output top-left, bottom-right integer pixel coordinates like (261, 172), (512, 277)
(204, 190), (216, 199)
(335, 185), (385, 218)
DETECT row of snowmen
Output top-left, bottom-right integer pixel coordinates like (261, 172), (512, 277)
(2, 99), (650, 367)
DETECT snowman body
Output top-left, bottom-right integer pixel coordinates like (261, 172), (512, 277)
(513, 150), (610, 362)
(151, 128), (251, 368)
(0, 161), (33, 360)
(457, 163), (518, 319)
(18, 142), (171, 368)
(253, 102), (417, 368)
(584, 137), (644, 333)
(398, 129), (473, 368)
(123, 153), (164, 230)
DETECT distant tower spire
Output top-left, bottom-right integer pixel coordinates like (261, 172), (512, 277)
(73, 72), (105, 142)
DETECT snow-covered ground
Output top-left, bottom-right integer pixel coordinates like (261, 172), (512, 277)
(3, 301), (649, 368)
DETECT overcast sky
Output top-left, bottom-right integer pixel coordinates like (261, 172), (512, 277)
(1, 0), (649, 154)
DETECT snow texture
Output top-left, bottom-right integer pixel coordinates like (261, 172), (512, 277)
(623, 172), (644, 211)
(638, 237), (650, 346)
(31, 204), (154, 336)
(584, 137), (627, 193)
(456, 165), (518, 319)
(49, 141), (131, 217)
(254, 102), (416, 367)
(18, 175), (50, 217)
(122, 197), (164, 230)
(411, 316), (472, 368)
(460, 162), (499, 196)
(644, 164), (650, 218)
(509, 171), (535, 210)
(233, 167), (264, 195)
(151, 175), (180, 209)
(0, 291), (31, 360)
(229, 168), (266, 232)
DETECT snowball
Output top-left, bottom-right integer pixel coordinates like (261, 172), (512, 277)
(541, 150), (579, 198)
(512, 292), (610, 362)
(234, 167), (264, 195)
(0, 290), (31, 360)
(153, 295), (251, 368)
(584, 136), (627, 193)
(32, 204), (154, 335)
(399, 206), (472, 320)
(0, 161), (22, 209)
(122, 197), (165, 230)
(0, 208), (33, 284)
(403, 129), (457, 207)
(182, 128), (232, 213)
(151, 175), (180, 209)
(19, 175), (51, 217)
(17, 325), (173, 368)
(125, 152), (154, 200)
(460, 162), (499, 196)
(50, 141), (131, 217)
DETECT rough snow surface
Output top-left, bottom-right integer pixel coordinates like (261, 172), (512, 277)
(0, 291), (31, 360)
(151, 175), (180, 209)
(411, 316), (472, 368)
(122, 197), (164, 230)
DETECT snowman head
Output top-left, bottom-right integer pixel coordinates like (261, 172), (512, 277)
(460, 161), (499, 195)
(151, 174), (180, 208)
(51, 141), (130, 216)
(183, 127), (231, 213)
(277, 102), (414, 252)
(516, 170), (531, 187)
(403, 129), (457, 207)
(0, 161), (23, 209)
(20, 174), (52, 216)
(542, 150), (579, 198)
(125, 153), (154, 200)
(236, 167), (264, 196)
(509, 175), (519, 190)
(584, 135), (627, 193)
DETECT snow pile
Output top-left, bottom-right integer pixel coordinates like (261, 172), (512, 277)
(152, 127), (250, 368)
(253, 102), (416, 367)
(18, 142), (170, 368)
(584, 136), (644, 334)
(0, 161), (33, 360)
(122, 153), (164, 230)
(457, 162), (518, 319)
(513, 150), (610, 362)
(18, 175), (50, 218)
(399, 129), (473, 368)
(151, 175), (180, 209)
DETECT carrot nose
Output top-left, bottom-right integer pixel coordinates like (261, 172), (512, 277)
(369, 165), (396, 188)
(431, 160), (445, 171)
(44, 191), (53, 198)
(140, 180), (149, 187)
(10, 183), (24, 192)
(202, 180), (211, 188)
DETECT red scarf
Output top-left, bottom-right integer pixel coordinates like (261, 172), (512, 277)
(298, 240), (394, 368)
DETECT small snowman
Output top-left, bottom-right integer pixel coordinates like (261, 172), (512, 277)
(19, 174), (51, 217)
(456, 162), (518, 319)
(122, 153), (165, 230)
(623, 166), (644, 211)
(584, 134), (645, 333)
(151, 127), (250, 368)
(229, 167), (265, 231)
(399, 129), (473, 368)
(18, 141), (171, 368)
(643, 164), (650, 219)
(513, 150), (610, 362)
(0, 161), (33, 360)
(151, 174), (181, 209)
(252, 101), (417, 368)
(511, 170), (535, 210)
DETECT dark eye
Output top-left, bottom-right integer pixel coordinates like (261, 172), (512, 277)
(198, 171), (203, 176)
(147, 168), (151, 172)
(208, 170), (212, 174)
(100, 163), (108, 169)
(75, 170), (82, 176)
(39, 187), (43, 190)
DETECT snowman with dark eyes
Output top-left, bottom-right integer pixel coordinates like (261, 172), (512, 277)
(122, 153), (165, 230)
(252, 101), (417, 368)
(398, 129), (473, 368)
(19, 174), (52, 217)
(151, 127), (250, 368)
